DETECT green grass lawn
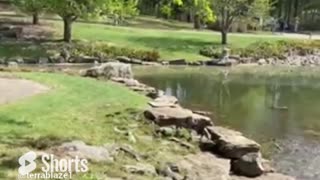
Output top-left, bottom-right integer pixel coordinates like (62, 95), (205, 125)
(0, 13), (288, 61)
(70, 22), (284, 61)
(0, 73), (192, 180)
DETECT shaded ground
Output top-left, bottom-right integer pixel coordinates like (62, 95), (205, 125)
(0, 77), (49, 104)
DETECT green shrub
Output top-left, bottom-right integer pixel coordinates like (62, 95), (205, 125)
(199, 40), (320, 60)
(70, 42), (160, 62)
(199, 46), (222, 58)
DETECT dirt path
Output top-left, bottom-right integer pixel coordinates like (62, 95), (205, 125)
(0, 78), (49, 104)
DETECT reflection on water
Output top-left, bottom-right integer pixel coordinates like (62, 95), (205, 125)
(135, 67), (320, 180)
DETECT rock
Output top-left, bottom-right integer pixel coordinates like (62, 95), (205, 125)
(231, 152), (264, 177)
(145, 106), (212, 134)
(38, 57), (49, 64)
(49, 141), (113, 162)
(193, 110), (212, 116)
(83, 62), (133, 79)
(142, 61), (161, 66)
(131, 58), (143, 65)
(169, 137), (195, 149)
(149, 95), (179, 108)
(169, 59), (187, 65)
(258, 59), (267, 65)
(0, 26), (23, 39)
(146, 89), (165, 99)
(7, 61), (18, 68)
(230, 55), (241, 60)
(156, 126), (176, 137)
(123, 163), (157, 176)
(116, 56), (143, 65)
(60, 48), (70, 62)
(207, 59), (234, 66)
(129, 85), (156, 95)
(239, 57), (253, 64)
(111, 77), (140, 87)
(188, 61), (202, 66)
(7, 56), (24, 64)
(261, 159), (275, 173)
(124, 79), (140, 87)
(74, 56), (99, 63)
(190, 113), (213, 135)
(231, 173), (295, 180)
(157, 162), (184, 180)
(116, 56), (131, 63)
(206, 126), (260, 158)
(144, 106), (193, 128)
(0, 57), (5, 64)
(176, 152), (230, 180)
(161, 61), (169, 66)
(117, 144), (142, 161)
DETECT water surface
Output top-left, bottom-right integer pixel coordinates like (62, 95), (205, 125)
(135, 67), (320, 180)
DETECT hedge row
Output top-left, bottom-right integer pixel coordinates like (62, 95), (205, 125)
(200, 40), (320, 59)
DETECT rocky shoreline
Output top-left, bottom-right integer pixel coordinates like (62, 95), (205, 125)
(80, 62), (295, 180)
(2, 47), (320, 68)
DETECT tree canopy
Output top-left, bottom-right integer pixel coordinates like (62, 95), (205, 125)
(12, 0), (47, 24)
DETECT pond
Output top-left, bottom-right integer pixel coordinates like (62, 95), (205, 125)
(135, 66), (320, 180)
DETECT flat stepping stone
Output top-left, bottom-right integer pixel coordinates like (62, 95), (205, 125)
(207, 126), (261, 158)
(0, 78), (48, 104)
(144, 106), (193, 127)
(144, 106), (213, 133)
(148, 95), (178, 108)
(176, 152), (231, 180)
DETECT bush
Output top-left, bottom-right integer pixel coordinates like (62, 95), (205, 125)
(199, 40), (320, 60)
(70, 42), (160, 62)
(199, 46), (222, 58)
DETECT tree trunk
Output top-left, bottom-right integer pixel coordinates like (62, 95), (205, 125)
(293, 0), (299, 18)
(194, 14), (201, 29)
(278, 0), (283, 18)
(221, 30), (228, 45)
(63, 17), (73, 43)
(32, 12), (39, 25)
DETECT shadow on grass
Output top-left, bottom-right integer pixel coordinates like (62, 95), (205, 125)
(0, 41), (46, 59)
(0, 132), (71, 150)
(128, 36), (219, 52)
(0, 116), (31, 127)
(125, 17), (193, 30)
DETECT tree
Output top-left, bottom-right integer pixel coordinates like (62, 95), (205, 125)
(46, 0), (104, 42)
(184, 0), (216, 29)
(213, 0), (271, 44)
(12, 0), (46, 25)
(103, 0), (139, 26)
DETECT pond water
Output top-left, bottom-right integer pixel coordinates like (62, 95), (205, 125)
(135, 66), (320, 180)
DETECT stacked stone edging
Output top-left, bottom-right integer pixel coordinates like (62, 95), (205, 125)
(82, 62), (295, 180)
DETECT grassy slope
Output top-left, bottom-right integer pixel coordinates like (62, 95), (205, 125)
(0, 13), (285, 61)
(0, 73), (191, 180)
(70, 22), (283, 61)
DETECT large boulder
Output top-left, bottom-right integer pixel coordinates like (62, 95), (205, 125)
(231, 152), (264, 177)
(176, 152), (231, 180)
(83, 62), (133, 79)
(116, 56), (143, 65)
(144, 106), (193, 128)
(144, 106), (212, 133)
(206, 126), (260, 158)
(7, 61), (18, 68)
